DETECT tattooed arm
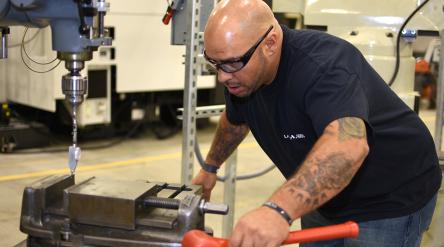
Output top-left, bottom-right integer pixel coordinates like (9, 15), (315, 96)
(192, 111), (249, 200)
(228, 117), (368, 247)
(206, 111), (250, 166)
(268, 117), (369, 219)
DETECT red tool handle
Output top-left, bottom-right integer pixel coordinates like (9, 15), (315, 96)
(283, 221), (359, 244)
(162, 6), (174, 25)
(182, 221), (359, 247)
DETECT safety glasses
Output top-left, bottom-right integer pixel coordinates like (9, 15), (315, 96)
(203, 25), (274, 73)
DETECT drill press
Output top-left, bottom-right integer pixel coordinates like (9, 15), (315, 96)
(0, 0), (112, 172)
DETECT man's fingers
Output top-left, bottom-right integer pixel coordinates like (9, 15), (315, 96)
(203, 190), (211, 201)
(240, 234), (254, 247)
(229, 227), (244, 247)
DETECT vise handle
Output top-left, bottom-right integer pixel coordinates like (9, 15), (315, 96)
(182, 221), (359, 247)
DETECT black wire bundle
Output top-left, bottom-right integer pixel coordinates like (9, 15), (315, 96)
(388, 0), (431, 86)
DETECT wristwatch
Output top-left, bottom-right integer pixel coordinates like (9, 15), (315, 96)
(201, 163), (219, 174)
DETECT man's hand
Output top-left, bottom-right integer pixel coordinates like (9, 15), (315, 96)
(192, 169), (217, 201)
(229, 206), (290, 247)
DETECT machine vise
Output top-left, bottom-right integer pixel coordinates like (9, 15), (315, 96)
(16, 175), (228, 247)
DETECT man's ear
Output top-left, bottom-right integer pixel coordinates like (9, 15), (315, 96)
(263, 33), (277, 56)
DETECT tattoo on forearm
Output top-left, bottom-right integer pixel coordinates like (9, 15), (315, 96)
(207, 123), (249, 165)
(283, 152), (354, 208)
(338, 117), (366, 142)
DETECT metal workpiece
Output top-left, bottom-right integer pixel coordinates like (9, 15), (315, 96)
(19, 175), (226, 246)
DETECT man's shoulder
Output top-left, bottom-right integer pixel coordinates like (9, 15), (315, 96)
(281, 26), (364, 81)
(282, 26), (358, 65)
(283, 26), (351, 47)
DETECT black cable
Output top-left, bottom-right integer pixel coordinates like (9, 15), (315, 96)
(20, 49), (62, 73)
(194, 135), (275, 182)
(21, 27), (59, 65)
(19, 27), (62, 73)
(388, 0), (430, 86)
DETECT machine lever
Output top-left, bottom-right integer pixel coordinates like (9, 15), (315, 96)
(200, 202), (229, 215)
(182, 221), (359, 247)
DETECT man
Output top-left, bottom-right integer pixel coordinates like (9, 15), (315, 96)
(192, 0), (442, 246)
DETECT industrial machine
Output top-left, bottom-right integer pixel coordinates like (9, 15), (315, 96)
(0, 0), (218, 136)
(16, 175), (228, 247)
(0, 0), (113, 168)
(273, 0), (444, 111)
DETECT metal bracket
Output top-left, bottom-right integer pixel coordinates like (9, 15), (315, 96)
(177, 105), (225, 120)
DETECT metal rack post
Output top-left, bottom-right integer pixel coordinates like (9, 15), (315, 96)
(178, 0), (237, 234)
(222, 151), (237, 237)
(181, 0), (201, 185)
(435, 30), (444, 156)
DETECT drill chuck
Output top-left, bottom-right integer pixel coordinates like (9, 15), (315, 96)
(62, 74), (88, 106)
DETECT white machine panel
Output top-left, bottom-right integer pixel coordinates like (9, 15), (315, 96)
(303, 0), (444, 31)
(77, 65), (112, 127)
(273, 0), (305, 13)
(2, 26), (63, 112)
(106, 0), (215, 93)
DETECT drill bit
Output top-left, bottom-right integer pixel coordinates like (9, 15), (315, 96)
(68, 104), (81, 174)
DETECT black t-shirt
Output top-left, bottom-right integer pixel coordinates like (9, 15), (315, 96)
(225, 25), (442, 222)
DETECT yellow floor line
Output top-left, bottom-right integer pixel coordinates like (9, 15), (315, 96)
(0, 142), (259, 182)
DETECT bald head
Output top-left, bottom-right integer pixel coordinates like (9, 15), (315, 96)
(204, 0), (283, 96)
(204, 0), (279, 59)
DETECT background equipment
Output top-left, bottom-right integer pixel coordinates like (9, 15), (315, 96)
(0, 0), (112, 169)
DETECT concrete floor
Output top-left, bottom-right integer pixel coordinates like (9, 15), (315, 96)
(0, 107), (443, 246)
